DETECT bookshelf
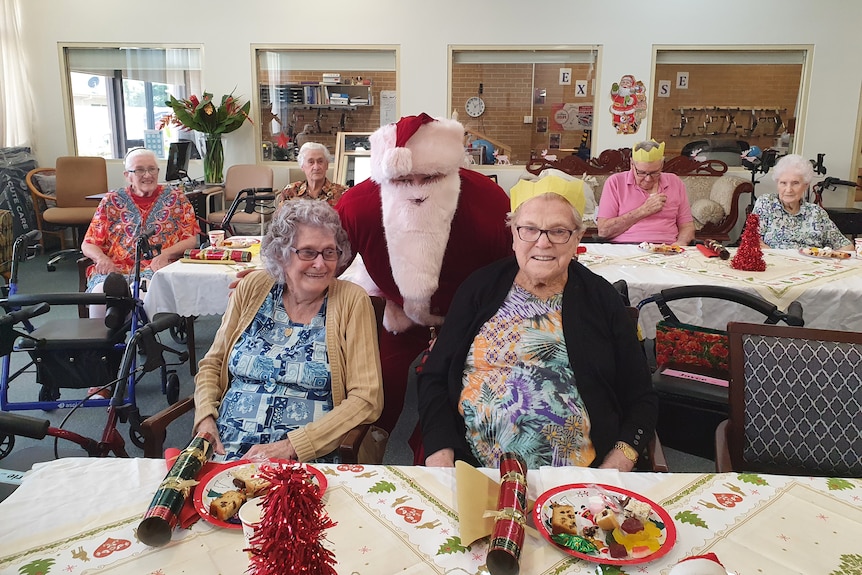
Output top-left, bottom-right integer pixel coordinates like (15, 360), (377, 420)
(261, 83), (373, 110)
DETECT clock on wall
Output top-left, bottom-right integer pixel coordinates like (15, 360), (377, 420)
(465, 96), (486, 118)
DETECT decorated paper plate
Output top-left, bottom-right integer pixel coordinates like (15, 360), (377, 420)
(798, 247), (852, 260)
(222, 236), (261, 248)
(638, 241), (685, 254)
(193, 460), (327, 529)
(533, 483), (676, 565)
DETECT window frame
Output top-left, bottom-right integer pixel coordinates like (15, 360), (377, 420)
(251, 44), (399, 165)
(59, 42), (204, 160)
(648, 44), (814, 164)
(448, 44), (602, 166)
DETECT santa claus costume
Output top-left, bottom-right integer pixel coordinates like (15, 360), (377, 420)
(336, 114), (513, 445)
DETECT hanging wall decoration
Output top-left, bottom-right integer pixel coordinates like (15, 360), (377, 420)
(610, 74), (647, 135)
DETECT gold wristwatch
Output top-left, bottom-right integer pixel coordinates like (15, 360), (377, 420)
(614, 441), (639, 463)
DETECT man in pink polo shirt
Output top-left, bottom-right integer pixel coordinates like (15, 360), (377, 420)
(597, 140), (695, 245)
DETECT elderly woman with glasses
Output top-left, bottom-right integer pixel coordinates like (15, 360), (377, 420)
(418, 185), (657, 471)
(596, 140), (695, 245)
(82, 147), (198, 314)
(277, 142), (347, 207)
(193, 200), (383, 462)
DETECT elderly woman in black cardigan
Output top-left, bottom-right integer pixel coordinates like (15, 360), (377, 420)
(418, 186), (656, 471)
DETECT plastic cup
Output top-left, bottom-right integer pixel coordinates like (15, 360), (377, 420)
(239, 497), (264, 557)
(208, 230), (225, 248)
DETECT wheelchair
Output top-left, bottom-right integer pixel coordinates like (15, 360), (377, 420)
(0, 229), (189, 460)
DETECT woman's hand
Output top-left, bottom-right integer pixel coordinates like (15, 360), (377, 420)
(598, 448), (636, 472)
(425, 448), (455, 467)
(244, 438), (298, 462)
(193, 416), (225, 456)
(148, 252), (174, 272)
(228, 267), (256, 291)
(92, 255), (120, 275)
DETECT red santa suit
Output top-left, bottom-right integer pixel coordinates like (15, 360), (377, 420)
(336, 114), (512, 436)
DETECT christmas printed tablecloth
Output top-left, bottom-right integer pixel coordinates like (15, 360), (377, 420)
(1, 460), (860, 574)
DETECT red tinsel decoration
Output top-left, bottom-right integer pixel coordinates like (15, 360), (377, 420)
(731, 213), (767, 272)
(246, 463), (337, 575)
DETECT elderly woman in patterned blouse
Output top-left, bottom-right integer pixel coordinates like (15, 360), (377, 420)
(193, 200), (383, 462)
(753, 154), (853, 251)
(277, 142), (347, 207)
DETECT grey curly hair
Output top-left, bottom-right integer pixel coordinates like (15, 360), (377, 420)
(261, 200), (352, 283)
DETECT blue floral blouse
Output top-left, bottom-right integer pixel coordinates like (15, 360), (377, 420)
(753, 194), (849, 249)
(215, 284), (334, 461)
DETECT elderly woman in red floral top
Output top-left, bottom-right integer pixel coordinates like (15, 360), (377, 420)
(278, 142), (347, 207)
(82, 148), (199, 306)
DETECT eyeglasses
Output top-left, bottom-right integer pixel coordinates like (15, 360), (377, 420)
(290, 247), (342, 261)
(634, 168), (662, 179)
(516, 226), (575, 244)
(127, 167), (160, 176)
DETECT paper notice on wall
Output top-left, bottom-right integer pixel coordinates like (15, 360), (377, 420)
(380, 91), (397, 126)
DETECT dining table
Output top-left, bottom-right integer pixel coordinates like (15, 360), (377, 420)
(579, 244), (862, 338)
(1, 457), (860, 574)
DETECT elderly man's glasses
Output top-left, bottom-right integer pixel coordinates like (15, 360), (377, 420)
(290, 247), (342, 261)
(128, 167), (160, 176)
(516, 226), (574, 244)
(634, 167), (661, 179)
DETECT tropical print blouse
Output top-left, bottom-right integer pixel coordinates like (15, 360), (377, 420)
(278, 179), (347, 207)
(459, 283), (595, 469)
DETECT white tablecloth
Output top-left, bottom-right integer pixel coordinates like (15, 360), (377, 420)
(581, 244), (862, 338)
(2, 458), (861, 574)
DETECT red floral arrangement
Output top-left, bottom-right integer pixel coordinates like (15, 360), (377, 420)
(655, 323), (729, 371)
(248, 463), (336, 574)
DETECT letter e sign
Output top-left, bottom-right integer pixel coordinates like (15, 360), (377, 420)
(559, 68), (572, 85)
(676, 72), (689, 89)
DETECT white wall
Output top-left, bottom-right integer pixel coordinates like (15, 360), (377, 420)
(18, 0), (862, 205)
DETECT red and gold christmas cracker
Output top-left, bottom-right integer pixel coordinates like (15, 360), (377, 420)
(485, 452), (528, 575)
(138, 431), (214, 547)
(182, 248), (252, 262)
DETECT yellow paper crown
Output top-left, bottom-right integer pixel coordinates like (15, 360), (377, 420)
(631, 141), (665, 163)
(509, 176), (585, 216)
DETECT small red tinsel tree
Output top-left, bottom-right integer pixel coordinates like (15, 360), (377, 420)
(731, 213), (767, 272)
(248, 464), (337, 575)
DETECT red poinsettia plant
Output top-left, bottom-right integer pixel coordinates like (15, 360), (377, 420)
(157, 91), (253, 136)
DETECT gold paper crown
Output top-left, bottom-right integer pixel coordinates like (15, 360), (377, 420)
(631, 141), (665, 163)
(510, 176), (585, 216)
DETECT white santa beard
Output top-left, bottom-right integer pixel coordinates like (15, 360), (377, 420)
(380, 172), (460, 324)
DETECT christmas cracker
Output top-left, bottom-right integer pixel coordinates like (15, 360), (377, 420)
(485, 452), (528, 575)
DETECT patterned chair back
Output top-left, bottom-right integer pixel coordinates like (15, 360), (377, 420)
(726, 322), (862, 477)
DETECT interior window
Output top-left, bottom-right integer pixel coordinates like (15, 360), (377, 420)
(62, 45), (202, 159)
(450, 47), (600, 166)
(253, 47), (398, 162)
(650, 47), (810, 165)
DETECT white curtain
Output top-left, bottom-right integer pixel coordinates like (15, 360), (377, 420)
(0, 0), (35, 147)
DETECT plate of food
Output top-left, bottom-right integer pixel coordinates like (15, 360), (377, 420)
(798, 247), (853, 260)
(638, 241), (685, 254)
(193, 460), (327, 529)
(533, 483), (676, 565)
(223, 236), (261, 248)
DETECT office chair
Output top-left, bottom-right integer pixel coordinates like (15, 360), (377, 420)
(204, 165), (274, 236)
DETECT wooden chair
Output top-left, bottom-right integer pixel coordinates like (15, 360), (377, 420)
(204, 165), (274, 235)
(140, 296), (386, 463)
(715, 322), (862, 477)
(27, 157), (106, 269)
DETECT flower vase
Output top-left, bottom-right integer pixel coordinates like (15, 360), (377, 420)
(201, 135), (224, 184)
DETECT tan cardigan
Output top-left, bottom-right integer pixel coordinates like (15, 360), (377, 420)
(193, 270), (383, 461)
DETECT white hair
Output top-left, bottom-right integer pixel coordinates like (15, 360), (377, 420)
(124, 148), (157, 170)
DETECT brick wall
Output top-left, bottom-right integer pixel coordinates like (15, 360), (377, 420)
(652, 63), (802, 157)
(452, 63), (595, 164)
(258, 70), (396, 156)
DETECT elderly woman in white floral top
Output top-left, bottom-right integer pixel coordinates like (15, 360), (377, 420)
(277, 142), (347, 207)
(753, 154), (853, 251)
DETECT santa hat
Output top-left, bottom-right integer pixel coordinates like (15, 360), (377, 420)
(370, 114), (466, 182)
(669, 553), (726, 575)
